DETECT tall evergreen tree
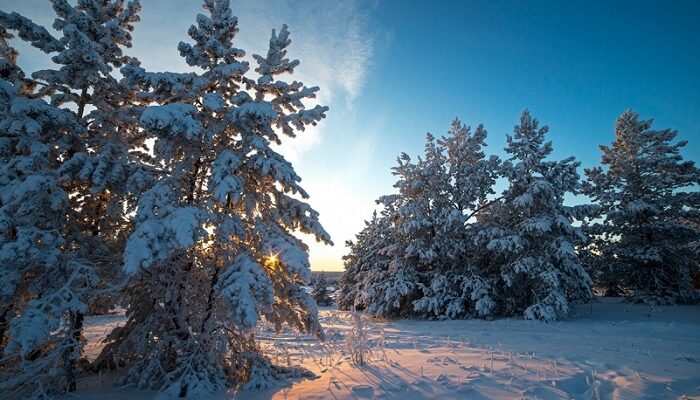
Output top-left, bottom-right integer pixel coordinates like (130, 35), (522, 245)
(94, 1), (331, 395)
(385, 136), (451, 316)
(46, 0), (151, 315)
(583, 110), (699, 304)
(355, 193), (415, 317)
(1, 3), (146, 395)
(356, 136), (453, 318)
(1, 0), (147, 304)
(0, 30), (93, 397)
(339, 120), (502, 319)
(413, 121), (500, 319)
(337, 210), (395, 312)
(476, 110), (592, 321)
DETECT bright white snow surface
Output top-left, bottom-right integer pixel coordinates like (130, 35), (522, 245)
(71, 297), (699, 399)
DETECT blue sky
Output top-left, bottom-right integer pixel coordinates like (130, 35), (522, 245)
(3, 0), (699, 271)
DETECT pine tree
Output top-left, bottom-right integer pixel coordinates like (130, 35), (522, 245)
(384, 136), (449, 316)
(341, 197), (419, 318)
(312, 273), (333, 306)
(0, 33), (94, 397)
(2, 0), (147, 305)
(477, 110), (592, 321)
(1, 3), (147, 394)
(359, 140), (448, 318)
(339, 120), (502, 320)
(94, 1), (331, 395)
(38, 0), (147, 314)
(413, 120), (501, 319)
(337, 211), (395, 312)
(583, 110), (699, 304)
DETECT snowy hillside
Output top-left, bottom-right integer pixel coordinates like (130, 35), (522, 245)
(68, 297), (700, 399)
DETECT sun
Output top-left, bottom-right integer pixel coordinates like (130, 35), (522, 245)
(264, 252), (280, 272)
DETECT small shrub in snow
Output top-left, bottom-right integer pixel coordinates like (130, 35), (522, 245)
(345, 312), (372, 366)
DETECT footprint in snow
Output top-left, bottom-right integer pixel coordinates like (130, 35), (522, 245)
(351, 385), (374, 398)
(409, 378), (434, 392)
(435, 373), (472, 392)
(442, 356), (460, 365)
(675, 355), (697, 363)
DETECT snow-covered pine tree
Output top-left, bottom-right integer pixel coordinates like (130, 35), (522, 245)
(311, 272), (333, 306)
(413, 120), (501, 319)
(337, 237), (363, 310)
(355, 137), (451, 318)
(339, 120), (502, 320)
(344, 204), (408, 318)
(1, 0), (149, 316)
(337, 241), (362, 310)
(583, 110), (699, 304)
(383, 135), (452, 317)
(477, 110), (592, 321)
(94, 1), (331, 395)
(39, 0), (147, 314)
(1, 4), (149, 394)
(0, 32), (95, 397)
(337, 210), (395, 312)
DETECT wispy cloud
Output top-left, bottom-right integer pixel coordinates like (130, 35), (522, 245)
(232, 0), (375, 163)
(234, 0), (373, 104)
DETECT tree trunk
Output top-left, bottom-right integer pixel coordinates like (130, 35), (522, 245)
(76, 88), (88, 119)
(0, 302), (13, 352)
(200, 266), (220, 334)
(65, 310), (84, 392)
(187, 157), (202, 204)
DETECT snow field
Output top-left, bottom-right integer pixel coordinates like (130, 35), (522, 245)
(71, 298), (700, 399)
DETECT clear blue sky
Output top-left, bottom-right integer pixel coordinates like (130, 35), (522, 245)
(3, 0), (699, 270)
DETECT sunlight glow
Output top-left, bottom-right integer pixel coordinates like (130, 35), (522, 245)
(266, 253), (278, 264)
(264, 252), (280, 273)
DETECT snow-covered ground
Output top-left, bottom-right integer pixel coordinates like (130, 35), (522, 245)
(69, 297), (700, 399)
